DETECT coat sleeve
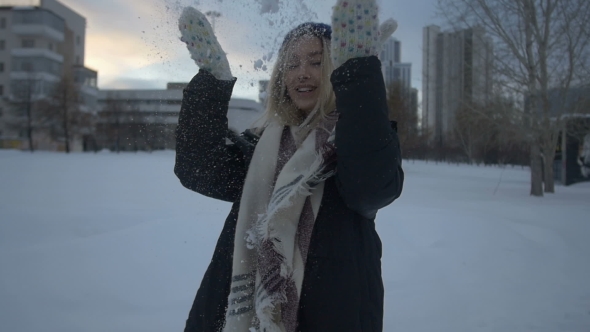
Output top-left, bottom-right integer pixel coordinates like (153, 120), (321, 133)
(331, 56), (404, 219)
(174, 69), (247, 202)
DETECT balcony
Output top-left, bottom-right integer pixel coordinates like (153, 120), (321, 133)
(11, 48), (64, 63)
(11, 8), (65, 42)
(73, 65), (98, 88)
(9, 75), (59, 102)
(10, 53), (63, 81)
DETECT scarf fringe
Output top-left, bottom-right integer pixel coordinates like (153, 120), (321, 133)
(254, 286), (286, 332)
(243, 150), (333, 332)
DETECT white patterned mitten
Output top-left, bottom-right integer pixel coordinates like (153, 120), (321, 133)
(178, 7), (233, 80)
(331, 0), (398, 69)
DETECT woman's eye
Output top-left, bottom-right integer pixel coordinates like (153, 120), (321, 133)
(312, 62), (322, 66)
(287, 64), (298, 70)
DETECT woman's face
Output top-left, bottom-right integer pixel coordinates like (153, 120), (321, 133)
(284, 36), (324, 114)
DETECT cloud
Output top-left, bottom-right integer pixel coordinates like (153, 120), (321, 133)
(59, 0), (182, 88)
(58, 0), (440, 104)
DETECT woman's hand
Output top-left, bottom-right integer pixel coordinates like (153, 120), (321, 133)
(178, 7), (233, 80)
(331, 0), (398, 69)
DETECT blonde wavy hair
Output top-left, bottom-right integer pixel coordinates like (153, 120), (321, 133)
(260, 30), (336, 132)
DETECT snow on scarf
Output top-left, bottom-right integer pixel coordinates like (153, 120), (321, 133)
(222, 112), (337, 332)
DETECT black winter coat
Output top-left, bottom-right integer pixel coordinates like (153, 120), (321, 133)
(175, 56), (404, 332)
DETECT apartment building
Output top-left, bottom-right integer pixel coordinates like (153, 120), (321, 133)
(0, 0), (97, 151)
(379, 36), (418, 134)
(380, 37), (413, 92)
(422, 25), (493, 147)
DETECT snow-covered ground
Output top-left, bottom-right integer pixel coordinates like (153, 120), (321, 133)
(1, 150), (589, 332)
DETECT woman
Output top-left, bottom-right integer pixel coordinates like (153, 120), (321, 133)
(175, 1), (403, 331)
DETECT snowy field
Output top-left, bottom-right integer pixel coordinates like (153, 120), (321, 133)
(1, 150), (589, 332)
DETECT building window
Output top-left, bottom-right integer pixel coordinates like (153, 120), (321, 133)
(76, 35), (81, 45)
(21, 62), (32, 71)
(75, 56), (80, 64)
(0, 18), (6, 29)
(0, 85), (3, 96)
(48, 42), (53, 51)
(22, 39), (35, 48)
(0, 107), (3, 117)
(0, 62), (3, 72)
(0, 40), (4, 50)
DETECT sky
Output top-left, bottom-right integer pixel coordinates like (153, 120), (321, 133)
(57, 0), (441, 101)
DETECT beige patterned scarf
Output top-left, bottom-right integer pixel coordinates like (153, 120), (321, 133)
(222, 113), (337, 332)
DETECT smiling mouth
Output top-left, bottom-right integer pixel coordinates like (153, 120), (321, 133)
(296, 87), (316, 93)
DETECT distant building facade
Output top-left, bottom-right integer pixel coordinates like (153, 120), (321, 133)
(380, 36), (417, 134)
(95, 84), (263, 152)
(380, 37), (412, 91)
(0, 0), (97, 151)
(422, 25), (493, 147)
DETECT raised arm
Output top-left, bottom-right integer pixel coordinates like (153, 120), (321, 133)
(175, 70), (247, 202)
(174, 7), (246, 202)
(330, 0), (404, 219)
(332, 57), (403, 219)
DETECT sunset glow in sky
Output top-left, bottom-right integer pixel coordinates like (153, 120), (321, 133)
(58, 0), (439, 100)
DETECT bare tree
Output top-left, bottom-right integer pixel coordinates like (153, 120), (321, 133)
(386, 82), (417, 145)
(454, 93), (532, 165)
(126, 104), (144, 152)
(99, 92), (127, 153)
(437, 0), (590, 196)
(8, 71), (42, 152)
(454, 102), (492, 163)
(40, 74), (90, 153)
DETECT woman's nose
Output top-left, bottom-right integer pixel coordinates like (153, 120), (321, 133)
(298, 64), (311, 80)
